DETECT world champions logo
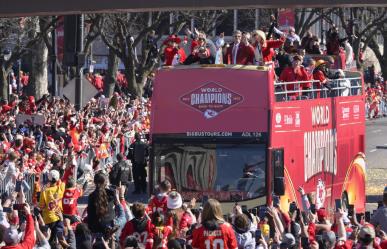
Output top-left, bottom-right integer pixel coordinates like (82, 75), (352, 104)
(180, 82), (243, 119)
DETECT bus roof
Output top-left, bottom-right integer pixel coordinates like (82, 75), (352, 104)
(151, 66), (271, 135)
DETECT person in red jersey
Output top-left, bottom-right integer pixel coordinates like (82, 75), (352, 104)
(120, 202), (155, 249)
(62, 177), (83, 224)
(148, 180), (171, 215)
(192, 199), (238, 249)
(152, 211), (172, 249)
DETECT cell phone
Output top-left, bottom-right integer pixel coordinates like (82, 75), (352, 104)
(15, 181), (22, 192)
(241, 205), (248, 212)
(310, 204), (316, 214)
(56, 231), (64, 239)
(255, 229), (262, 239)
(335, 199), (342, 212)
(259, 206), (267, 219)
(356, 213), (364, 222)
(33, 207), (40, 217)
(273, 196), (280, 207)
(365, 211), (371, 222)
(3, 207), (12, 213)
(348, 204), (354, 217)
(201, 195), (209, 207)
(289, 202), (297, 213)
(252, 208), (258, 216)
(13, 203), (25, 211)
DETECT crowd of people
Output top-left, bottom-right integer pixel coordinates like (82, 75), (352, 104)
(0, 18), (386, 249)
(365, 79), (387, 119)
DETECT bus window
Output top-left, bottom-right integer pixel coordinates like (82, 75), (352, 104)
(153, 143), (266, 201)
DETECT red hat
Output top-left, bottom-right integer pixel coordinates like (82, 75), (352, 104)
(28, 96), (35, 103)
(163, 35), (181, 45)
(317, 208), (327, 221)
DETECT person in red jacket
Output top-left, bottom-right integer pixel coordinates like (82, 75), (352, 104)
(251, 30), (285, 65)
(2, 203), (35, 249)
(223, 30), (255, 65)
(192, 199), (237, 249)
(279, 55), (310, 99)
(163, 35), (186, 66)
(120, 202), (155, 249)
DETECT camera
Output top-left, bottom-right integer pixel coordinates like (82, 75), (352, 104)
(198, 46), (207, 53)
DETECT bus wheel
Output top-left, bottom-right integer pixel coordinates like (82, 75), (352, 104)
(341, 191), (349, 211)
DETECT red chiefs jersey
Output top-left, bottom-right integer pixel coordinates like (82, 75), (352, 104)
(153, 225), (172, 249)
(192, 222), (238, 249)
(120, 219), (154, 249)
(62, 188), (81, 216)
(147, 195), (168, 214)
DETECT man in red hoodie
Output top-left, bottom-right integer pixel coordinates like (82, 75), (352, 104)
(2, 203), (35, 249)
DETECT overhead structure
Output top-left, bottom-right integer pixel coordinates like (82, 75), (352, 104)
(1, 0), (386, 17)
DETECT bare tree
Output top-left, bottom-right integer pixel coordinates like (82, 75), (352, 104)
(0, 17), (56, 100)
(368, 22), (387, 79)
(98, 12), (186, 97)
(294, 8), (335, 38)
(182, 10), (229, 35)
(332, 7), (387, 69)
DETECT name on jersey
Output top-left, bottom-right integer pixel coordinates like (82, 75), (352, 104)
(203, 230), (222, 236)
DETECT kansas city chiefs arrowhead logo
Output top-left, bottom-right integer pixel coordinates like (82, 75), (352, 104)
(180, 82), (243, 119)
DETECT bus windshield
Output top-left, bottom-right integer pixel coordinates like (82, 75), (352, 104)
(152, 143), (266, 201)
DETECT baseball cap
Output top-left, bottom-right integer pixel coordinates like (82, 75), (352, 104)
(48, 170), (60, 182)
(3, 227), (19, 245)
(280, 233), (296, 248)
(317, 208), (327, 221)
(359, 224), (375, 239)
(167, 191), (182, 210)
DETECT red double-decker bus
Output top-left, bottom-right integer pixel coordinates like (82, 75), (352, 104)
(150, 64), (366, 213)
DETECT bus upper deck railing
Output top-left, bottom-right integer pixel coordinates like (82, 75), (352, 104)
(274, 77), (363, 102)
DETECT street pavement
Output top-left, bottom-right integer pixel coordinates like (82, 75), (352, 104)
(365, 117), (387, 210)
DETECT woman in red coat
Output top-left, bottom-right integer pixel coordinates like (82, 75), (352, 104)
(251, 30), (285, 65)
(163, 35), (186, 66)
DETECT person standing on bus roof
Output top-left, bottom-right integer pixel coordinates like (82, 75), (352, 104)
(128, 132), (149, 194)
(223, 30), (255, 65)
(251, 30), (285, 65)
(163, 35), (186, 66)
(279, 55), (310, 99)
(313, 60), (330, 98)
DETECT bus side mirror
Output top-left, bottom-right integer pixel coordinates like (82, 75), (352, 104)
(274, 177), (285, 196)
(272, 148), (285, 196)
